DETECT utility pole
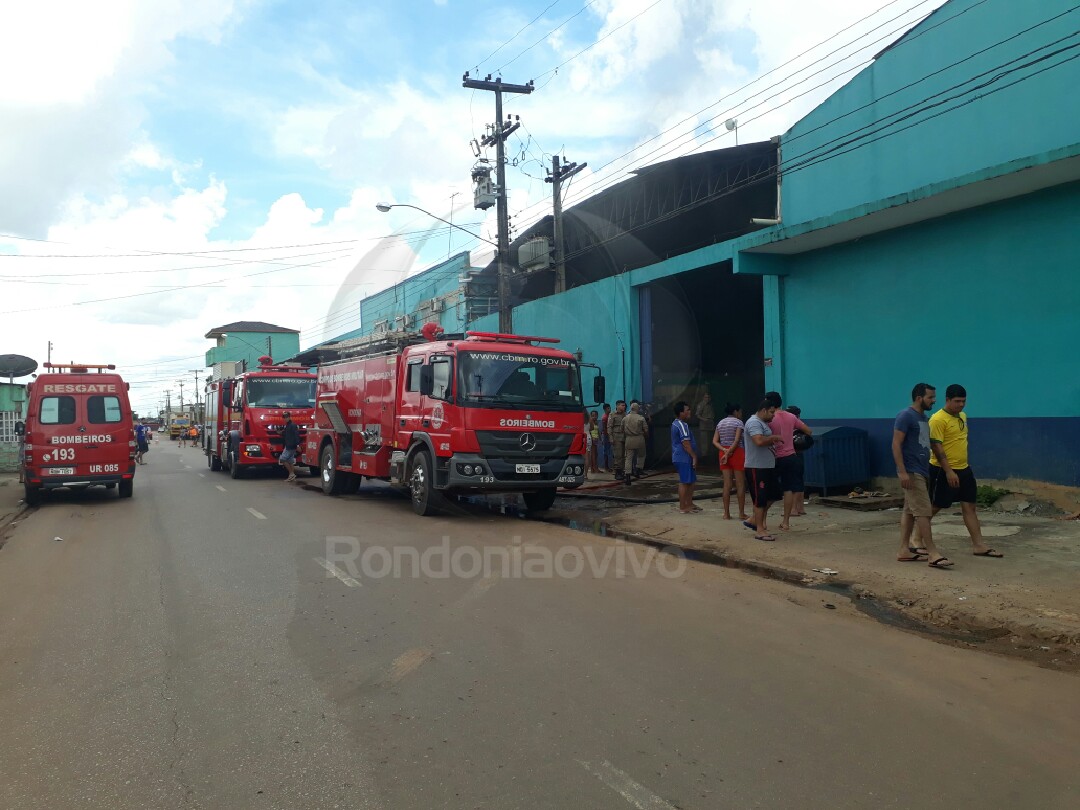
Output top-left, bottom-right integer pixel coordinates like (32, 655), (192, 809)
(546, 155), (587, 294)
(463, 72), (534, 334)
(177, 380), (185, 414)
(266, 336), (272, 358)
(163, 390), (172, 416)
(188, 369), (202, 423)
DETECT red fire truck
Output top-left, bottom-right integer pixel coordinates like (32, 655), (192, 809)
(300, 328), (603, 515)
(204, 357), (317, 479)
(16, 363), (137, 505)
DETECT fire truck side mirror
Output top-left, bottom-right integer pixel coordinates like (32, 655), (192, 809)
(14, 421), (25, 437)
(593, 376), (606, 404)
(419, 365), (435, 397)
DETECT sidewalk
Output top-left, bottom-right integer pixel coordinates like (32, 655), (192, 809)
(0, 473), (28, 547)
(553, 472), (1080, 656)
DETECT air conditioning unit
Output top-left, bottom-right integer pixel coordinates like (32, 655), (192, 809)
(395, 314), (414, 329)
(373, 320), (390, 335)
(518, 237), (552, 271)
(429, 298), (445, 313)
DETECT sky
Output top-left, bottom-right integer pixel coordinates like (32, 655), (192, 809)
(0, 0), (947, 416)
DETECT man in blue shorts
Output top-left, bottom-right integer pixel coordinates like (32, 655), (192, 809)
(671, 401), (699, 513)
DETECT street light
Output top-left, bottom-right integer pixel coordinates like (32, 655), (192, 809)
(375, 202), (497, 246)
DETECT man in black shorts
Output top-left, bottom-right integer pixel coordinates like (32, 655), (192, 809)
(925, 384), (1004, 558)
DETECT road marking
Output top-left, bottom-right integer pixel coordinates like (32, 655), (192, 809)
(183, 465), (192, 470)
(386, 648), (432, 684)
(197, 473), (205, 478)
(314, 556), (361, 587)
(246, 508), (267, 520)
(579, 760), (677, 810)
(215, 485), (227, 492)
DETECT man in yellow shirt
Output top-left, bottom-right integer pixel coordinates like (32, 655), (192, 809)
(927, 384), (1004, 558)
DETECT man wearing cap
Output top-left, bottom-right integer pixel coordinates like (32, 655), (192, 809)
(279, 412), (300, 482)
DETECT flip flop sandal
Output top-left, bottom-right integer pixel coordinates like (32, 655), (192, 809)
(742, 520), (757, 531)
(909, 546), (929, 556)
(896, 555), (927, 562)
(755, 534), (776, 542)
(973, 549), (1004, 557)
(927, 557), (954, 569)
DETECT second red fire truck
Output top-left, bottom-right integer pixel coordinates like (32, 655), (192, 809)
(300, 327), (603, 515)
(204, 357), (317, 478)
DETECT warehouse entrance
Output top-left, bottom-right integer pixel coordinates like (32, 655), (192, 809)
(640, 262), (764, 469)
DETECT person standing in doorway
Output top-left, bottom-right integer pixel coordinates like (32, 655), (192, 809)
(599, 403), (613, 472)
(926, 385), (1004, 558)
(744, 399), (783, 541)
(764, 392), (812, 532)
(671, 401), (699, 513)
(608, 400), (627, 480)
(892, 383), (952, 568)
(279, 412), (300, 482)
(622, 402), (648, 486)
(694, 392), (715, 462)
(713, 403), (747, 520)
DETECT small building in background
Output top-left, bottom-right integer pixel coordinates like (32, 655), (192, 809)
(204, 321), (302, 377)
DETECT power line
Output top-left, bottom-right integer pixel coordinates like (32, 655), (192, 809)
(510, 0), (948, 224)
(557, 33), (1079, 262)
(472, 0), (568, 71)
(491, 0), (600, 73)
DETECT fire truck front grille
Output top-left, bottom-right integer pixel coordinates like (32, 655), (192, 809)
(474, 430), (574, 460)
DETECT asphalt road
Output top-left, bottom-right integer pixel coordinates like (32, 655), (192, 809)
(1, 443), (1078, 809)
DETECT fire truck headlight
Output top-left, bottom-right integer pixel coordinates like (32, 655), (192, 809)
(474, 465), (485, 475)
(463, 465), (474, 475)
(245, 444), (260, 453)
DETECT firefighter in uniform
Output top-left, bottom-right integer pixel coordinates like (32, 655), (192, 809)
(607, 400), (628, 479)
(622, 402), (648, 486)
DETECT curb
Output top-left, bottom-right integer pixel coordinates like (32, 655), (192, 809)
(543, 510), (1080, 658)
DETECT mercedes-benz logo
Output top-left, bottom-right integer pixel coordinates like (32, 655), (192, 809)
(519, 433), (536, 452)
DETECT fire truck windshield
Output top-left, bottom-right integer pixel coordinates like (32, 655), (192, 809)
(458, 351), (583, 411)
(245, 378), (316, 409)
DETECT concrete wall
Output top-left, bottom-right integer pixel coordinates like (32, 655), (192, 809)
(776, 182), (1080, 484)
(469, 274), (641, 406)
(780, 0), (1080, 225)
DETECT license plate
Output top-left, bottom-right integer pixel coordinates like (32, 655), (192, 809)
(515, 464), (541, 474)
(47, 467), (75, 475)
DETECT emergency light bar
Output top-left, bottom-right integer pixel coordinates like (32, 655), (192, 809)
(42, 363), (117, 373)
(465, 332), (560, 344)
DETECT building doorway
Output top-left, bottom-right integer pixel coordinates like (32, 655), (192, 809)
(641, 262), (764, 468)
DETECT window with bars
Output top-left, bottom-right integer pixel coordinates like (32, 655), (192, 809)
(0, 411), (20, 443)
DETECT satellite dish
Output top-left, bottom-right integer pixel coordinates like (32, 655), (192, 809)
(724, 119), (738, 132)
(0, 354), (37, 378)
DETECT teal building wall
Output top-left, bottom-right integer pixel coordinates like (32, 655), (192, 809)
(468, 274), (640, 407)
(206, 331), (301, 369)
(780, 0), (1080, 225)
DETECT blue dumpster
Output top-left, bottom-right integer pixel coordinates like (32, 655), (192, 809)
(801, 425), (869, 496)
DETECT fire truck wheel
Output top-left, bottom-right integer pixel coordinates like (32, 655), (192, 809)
(522, 489), (557, 512)
(229, 450), (244, 479)
(407, 450), (446, 516)
(320, 444), (348, 495)
(118, 479), (134, 499)
(208, 451), (222, 472)
(23, 483), (42, 507)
